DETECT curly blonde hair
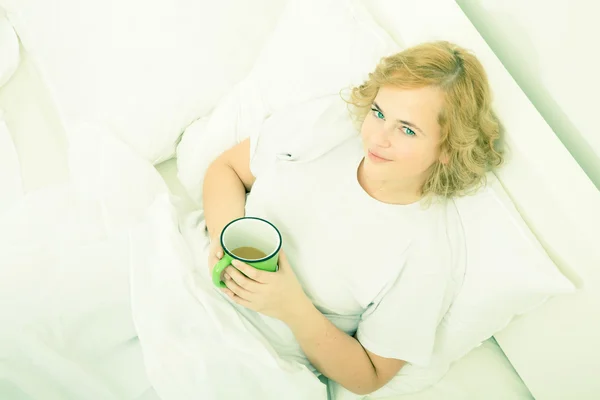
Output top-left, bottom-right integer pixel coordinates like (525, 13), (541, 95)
(345, 41), (503, 198)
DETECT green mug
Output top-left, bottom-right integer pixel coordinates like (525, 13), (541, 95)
(212, 216), (282, 288)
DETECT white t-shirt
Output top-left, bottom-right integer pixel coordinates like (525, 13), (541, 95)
(243, 114), (466, 368)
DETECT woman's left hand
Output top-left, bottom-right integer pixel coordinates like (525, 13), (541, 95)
(221, 250), (312, 324)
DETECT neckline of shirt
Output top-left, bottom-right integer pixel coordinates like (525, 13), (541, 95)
(348, 137), (424, 214)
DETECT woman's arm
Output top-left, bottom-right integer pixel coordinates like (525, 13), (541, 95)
(286, 305), (406, 395)
(220, 249), (407, 395)
(203, 138), (256, 240)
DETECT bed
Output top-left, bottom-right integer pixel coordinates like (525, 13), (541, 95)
(1, 1), (599, 399)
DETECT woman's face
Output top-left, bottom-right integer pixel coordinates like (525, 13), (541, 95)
(360, 85), (446, 185)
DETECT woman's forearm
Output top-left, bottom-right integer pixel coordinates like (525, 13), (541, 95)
(203, 158), (247, 240)
(285, 304), (381, 395)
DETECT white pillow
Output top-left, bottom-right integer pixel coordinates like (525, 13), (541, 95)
(439, 174), (575, 360)
(176, 84), (253, 206)
(67, 122), (169, 233)
(0, 13), (19, 87)
(1, 0), (286, 163)
(176, 0), (399, 205)
(242, 0), (398, 114)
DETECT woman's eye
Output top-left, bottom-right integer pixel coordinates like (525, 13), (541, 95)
(371, 108), (385, 120)
(402, 126), (416, 137)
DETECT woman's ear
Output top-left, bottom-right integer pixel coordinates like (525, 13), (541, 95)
(439, 150), (450, 165)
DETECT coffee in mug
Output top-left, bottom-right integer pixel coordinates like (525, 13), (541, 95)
(231, 246), (268, 260)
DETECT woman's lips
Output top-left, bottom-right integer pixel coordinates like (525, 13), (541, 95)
(368, 150), (391, 163)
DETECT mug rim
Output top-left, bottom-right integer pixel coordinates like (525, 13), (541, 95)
(220, 216), (282, 263)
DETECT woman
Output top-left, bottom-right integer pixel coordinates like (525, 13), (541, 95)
(202, 40), (502, 396)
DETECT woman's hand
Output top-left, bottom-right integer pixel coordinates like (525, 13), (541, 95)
(207, 237), (224, 275)
(221, 250), (312, 324)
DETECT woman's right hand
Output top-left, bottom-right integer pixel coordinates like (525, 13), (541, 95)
(208, 237), (224, 274)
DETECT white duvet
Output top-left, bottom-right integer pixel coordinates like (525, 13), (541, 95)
(0, 130), (163, 400)
(129, 195), (329, 400)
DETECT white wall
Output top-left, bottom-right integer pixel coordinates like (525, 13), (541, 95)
(456, 0), (600, 188)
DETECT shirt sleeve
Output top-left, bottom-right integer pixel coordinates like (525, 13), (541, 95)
(248, 121), (282, 178)
(356, 244), (452, 368)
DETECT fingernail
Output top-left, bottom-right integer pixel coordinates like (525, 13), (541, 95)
(231, 259), (239, 267)
(223, 273), (230, 280)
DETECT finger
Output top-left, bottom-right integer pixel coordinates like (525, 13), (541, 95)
(231, 259), (270, 283)
(208, 258), (216, 272)
(277, 250), (289, 271)
(224, 273), (253, 300)
(225, 266), (261, 292)
(221, 288), (252, 309)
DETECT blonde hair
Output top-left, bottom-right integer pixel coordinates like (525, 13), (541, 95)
(345, 41), (503, 198)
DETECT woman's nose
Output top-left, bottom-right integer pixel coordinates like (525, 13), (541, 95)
(372, 124), (393, 147)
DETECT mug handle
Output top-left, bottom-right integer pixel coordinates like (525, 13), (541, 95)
(212, 254), (233, 288)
